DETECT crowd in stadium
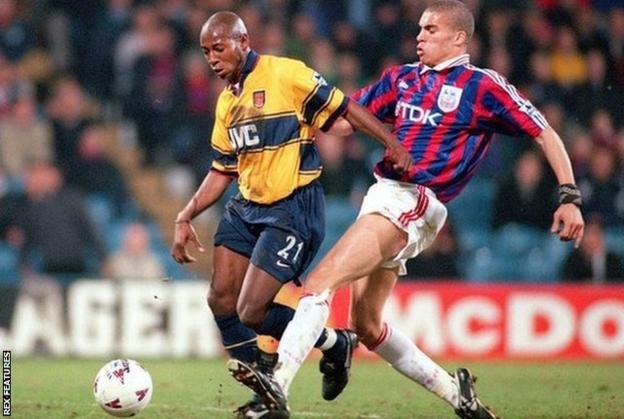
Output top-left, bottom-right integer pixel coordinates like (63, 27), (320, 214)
(0, 0), (623, 287)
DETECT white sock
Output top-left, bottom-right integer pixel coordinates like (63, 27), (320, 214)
(373, 323), (458, 408)
(274, 290), (330, 394)
(318, 328), (337, 351)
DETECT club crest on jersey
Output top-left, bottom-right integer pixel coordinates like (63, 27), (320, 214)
(437, 85), (463, 113)
(253, 90), (265, 108)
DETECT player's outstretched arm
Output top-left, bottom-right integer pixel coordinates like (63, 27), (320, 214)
(342, 100), (413, 173)
(171, 170), (233, 263)
(533, 126), (585, 247)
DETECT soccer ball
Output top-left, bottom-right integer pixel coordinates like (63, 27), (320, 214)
(93, 359), (153, 417)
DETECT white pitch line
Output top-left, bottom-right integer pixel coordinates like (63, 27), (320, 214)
(17, 400), (383, 418)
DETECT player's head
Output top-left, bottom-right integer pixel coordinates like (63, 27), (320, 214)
(417, 0), (474, 67)
(200, 11), (249, 83)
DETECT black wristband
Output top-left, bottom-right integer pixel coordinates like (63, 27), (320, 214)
(559, 183), (582, 207)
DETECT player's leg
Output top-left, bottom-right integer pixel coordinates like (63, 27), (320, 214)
(273, 213), (407, 394)
(236, 224), (356, 385)
(351, 267), (459, 408)
(208, 245), (257, 364)
(273, 180), (444, 395)
(209, 208), (261, 365)
(210, 207), (279, 418)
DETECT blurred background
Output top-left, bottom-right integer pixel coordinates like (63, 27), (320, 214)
(0, 0), (624, 359)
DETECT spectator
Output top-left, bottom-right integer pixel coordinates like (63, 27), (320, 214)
(568, 129), (593, 179)
(310, 39), (338, 85)
(316, 131), (370, 203)
(124, 24), (180, 165)
(78, 0), (132, 100)
(578, 146), (624, 225)
(14, 162), (106, 284)
(492, 149), (557, 230)
(562, 216), (624, 282)
(0, 94), (53, 177)
(104, 222), (165, 280)
(114, 3), (161, 100)
(0, 0), (34, 62)
(549, 25), (587, 88)
(65, 123), (132, 217)
(46, 76), (98, 167)
(606, 7), (624, 86)
(573, 5), (610, 54)
(169, 50), (218, 182)
(572, 49), (622, 126)
(286, 13), (316, 61)
(524, 50), (565, 106)
(589, 108), (618, 150)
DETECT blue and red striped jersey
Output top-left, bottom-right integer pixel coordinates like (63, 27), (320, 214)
(353, 54), (548, 203)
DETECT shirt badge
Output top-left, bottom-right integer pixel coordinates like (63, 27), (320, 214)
(253, 90), (265, 108)
(437, 85), (463, 113)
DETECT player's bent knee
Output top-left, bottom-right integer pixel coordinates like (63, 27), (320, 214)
(237, 304), (265, 331)
(207, 290), (238, 316)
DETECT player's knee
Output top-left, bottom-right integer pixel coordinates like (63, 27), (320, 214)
(237, 303), (265, 331)
(207, 288), (237, 316)
(352, 317), (382, 348)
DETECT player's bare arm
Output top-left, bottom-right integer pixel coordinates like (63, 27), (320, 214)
(342, 100), (413, 173)
(171, 170), (233, 263)
(533, 126), (585, 247)
(325, 117), (354, 137)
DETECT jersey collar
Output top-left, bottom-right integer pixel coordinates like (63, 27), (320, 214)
(229, 50), (259, 95)
(419, 53), (470, 75)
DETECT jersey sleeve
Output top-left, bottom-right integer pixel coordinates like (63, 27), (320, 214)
(210, 97), (238, 175)
(352, 66), (399, 123)
(477, 70), (548, 138)
(288, 60), (349, 132)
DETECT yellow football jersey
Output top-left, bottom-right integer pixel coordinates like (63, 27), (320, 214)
(210, 51), (348, 204)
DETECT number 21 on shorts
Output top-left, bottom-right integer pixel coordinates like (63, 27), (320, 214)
(277, 235), (303, 263)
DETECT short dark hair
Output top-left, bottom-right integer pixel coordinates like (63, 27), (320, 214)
(427, 0), (475, 39)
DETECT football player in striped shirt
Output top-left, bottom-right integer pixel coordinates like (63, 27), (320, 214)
(229, 1), (584, 418)
(170, 11), (411, 418)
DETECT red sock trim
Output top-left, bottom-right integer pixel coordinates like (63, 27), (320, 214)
(367, 322), (391, 351)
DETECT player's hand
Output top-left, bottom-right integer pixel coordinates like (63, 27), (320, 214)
(171, 221), (205, 264)
(551, 203), (584, 248)
(387, 144), (413, 173)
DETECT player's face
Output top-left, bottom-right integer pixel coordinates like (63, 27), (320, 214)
(417, 10), (462, 67)
(200, 26), (248, 83)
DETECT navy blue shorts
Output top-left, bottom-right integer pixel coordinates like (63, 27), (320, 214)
(214, 181), (325, 284)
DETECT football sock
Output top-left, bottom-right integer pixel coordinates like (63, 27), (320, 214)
(274, 290), (331, 394)
(213, 313), (257, 363)
(257, 302), (337, 349)
(255, 348), (278, 374)
(256, 303), (293, 338)
(372, 323), (458, 408)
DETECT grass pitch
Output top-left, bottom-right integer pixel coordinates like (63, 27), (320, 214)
(10, 357), (624, 418)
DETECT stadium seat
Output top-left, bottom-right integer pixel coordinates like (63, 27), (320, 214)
(605, 226), (624, 257)
(491, 224), (544, 258)
(85, 193), (115, 233)
(456, 227), (492, 254)
(325, 197), (358, 233)
(447, 177), (495, 230)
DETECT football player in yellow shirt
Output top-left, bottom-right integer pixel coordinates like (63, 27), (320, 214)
(171, 11), (411, 418)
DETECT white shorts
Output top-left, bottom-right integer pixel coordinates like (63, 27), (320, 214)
(357, 176), (448, 275)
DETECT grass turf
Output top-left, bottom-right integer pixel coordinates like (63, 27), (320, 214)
(9, 357), (624, 418)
